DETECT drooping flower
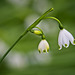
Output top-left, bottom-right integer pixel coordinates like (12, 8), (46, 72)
(38, 40), (49, 53)
(58, 29), (75, 50)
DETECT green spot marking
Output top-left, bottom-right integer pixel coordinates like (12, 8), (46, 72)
(73, 39), (75, 44)
(43, 50), (46, 53)
(38, 50), (41, 53)
(65, 44), (67, 47)
(47, 49), (49, 53)
(58, 45), (61, 50)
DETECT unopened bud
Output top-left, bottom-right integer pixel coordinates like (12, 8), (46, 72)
(34, 30), (42, 35)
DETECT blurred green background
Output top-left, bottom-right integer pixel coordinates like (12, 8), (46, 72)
(0, 0), (75, 75)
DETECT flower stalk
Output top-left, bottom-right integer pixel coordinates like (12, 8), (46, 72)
(0, 8), (53, 63)
(44, 17), (64, 29)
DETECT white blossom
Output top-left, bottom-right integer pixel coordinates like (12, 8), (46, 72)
(38, 40), (49, 53)
(58, 29), (75, 50)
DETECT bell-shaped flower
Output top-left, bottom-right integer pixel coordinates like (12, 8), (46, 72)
(38, 40), (49, 53)
(58, 29), (75, 50)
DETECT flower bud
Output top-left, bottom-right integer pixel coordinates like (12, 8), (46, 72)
(34, 30), (42, 35)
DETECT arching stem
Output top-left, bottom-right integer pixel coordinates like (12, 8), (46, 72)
(0, 8), (53, 63)
(44, 17), (64, 29)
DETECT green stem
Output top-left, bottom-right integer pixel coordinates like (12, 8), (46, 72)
(27, 8), (54, 31)
(35, 27), (45, 39)
(0, 8), (53, 63)
(44, 17), (64, 29)
(34, 27), (44, 34)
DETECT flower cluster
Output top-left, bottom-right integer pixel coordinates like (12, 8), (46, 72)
(31, 26), (75, 53)
(31, 27), (49, 53)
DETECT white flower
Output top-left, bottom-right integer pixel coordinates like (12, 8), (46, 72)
(38, 40), (49, 53)
(58, 29), (75, 50)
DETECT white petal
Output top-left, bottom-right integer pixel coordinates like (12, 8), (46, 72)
(63, 29), (75, 45)
(58, 30), (63, 50)
(38, 40), (46, 52)
(62, 32), (69, 48)
(44, 40), (49, 50)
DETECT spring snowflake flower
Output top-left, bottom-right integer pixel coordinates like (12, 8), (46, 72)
(38, 40), (49, 53)
(58, 29), (75, 50)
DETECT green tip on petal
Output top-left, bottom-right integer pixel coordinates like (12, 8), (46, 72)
(65, 44), (68, 48)
(58, 45), (61, 50)
(59, 48), (61, 50)
(38, 50), (41, 53)
(47, 49), (49, 53)
(43, 50), (46, 53)
(73, 39), (75, 44)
